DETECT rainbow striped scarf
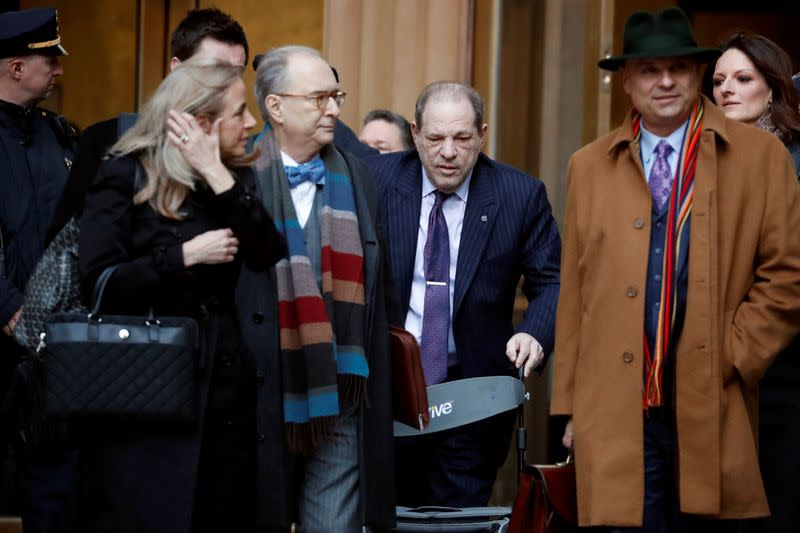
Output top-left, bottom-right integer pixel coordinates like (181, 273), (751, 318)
(254, 130), (368, 453)
(633, 98), (704, 409)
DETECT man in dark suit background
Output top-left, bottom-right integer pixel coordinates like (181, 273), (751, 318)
(366, 81), (561, 507)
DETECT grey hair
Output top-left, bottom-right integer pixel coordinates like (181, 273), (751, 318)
(414, 81), (485, 131)
(254, 45), (322, 121)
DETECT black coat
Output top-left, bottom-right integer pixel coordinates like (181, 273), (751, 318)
(0, 99), (76, 378)
(77, 156), (285, 533)
(236, 145), (400, 531)
(46, 117), (119, 245)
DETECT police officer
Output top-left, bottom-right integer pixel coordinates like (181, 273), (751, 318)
(0, 8), (78, 532)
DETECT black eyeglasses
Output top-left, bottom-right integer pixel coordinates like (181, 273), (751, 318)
(274, 90), (346, 111)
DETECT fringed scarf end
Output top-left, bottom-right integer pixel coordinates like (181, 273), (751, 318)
(285, 416), (339, 456)
(339, 373), (369, 408)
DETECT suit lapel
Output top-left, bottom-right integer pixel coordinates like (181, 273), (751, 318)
(453, 158), (497, 315)
(389, 160), (422, 317)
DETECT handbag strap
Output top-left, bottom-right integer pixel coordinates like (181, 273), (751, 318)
(88, 264), (158, 323)
(89, 265), (118, 318)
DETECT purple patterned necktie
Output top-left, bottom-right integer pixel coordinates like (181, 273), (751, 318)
(649, 140), (674, 211)
(420, 190), (452, 385)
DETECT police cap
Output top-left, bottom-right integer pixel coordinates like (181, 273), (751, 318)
(0, 8), (67, 59)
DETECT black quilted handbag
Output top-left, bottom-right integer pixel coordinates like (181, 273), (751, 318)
(40, 266), (200, 423)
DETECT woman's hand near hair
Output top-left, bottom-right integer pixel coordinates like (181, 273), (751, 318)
(182, 228), (239, 267)
(167, 110), (235, 194)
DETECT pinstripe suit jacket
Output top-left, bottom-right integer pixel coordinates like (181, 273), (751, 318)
(367, 150), (561, 378)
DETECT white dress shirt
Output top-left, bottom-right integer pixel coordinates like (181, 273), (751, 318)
(404, 168), (472, 356)
(639, 119), (689, 180)
(281, 151), (319, 229)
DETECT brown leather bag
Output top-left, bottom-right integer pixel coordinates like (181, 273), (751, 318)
(508, 458), (578, 533)
(388, 325), (429, 430)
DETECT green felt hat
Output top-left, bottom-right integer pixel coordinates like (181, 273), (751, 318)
(598, 7), (719, 71)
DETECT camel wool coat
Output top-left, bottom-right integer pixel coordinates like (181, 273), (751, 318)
(551, 96), (800, 527)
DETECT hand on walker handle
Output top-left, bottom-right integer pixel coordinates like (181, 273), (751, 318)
(506, 332), (544, 378)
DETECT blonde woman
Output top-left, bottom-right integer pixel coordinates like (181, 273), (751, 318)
(77, 59), (285, 533)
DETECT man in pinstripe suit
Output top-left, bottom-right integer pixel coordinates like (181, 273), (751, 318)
(366, 81), (561, 507)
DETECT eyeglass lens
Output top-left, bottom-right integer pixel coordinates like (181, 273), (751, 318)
(317, 91), (345, 109)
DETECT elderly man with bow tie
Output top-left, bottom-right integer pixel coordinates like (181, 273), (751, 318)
(237, 45), (400, 532)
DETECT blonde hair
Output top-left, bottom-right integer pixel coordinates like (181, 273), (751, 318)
(111, 58), (254, 219)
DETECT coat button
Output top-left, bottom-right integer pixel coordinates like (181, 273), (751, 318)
(255, 371), (265, 387)
(221, 354), (233, 367)
(622, 352), (634, 363)
(252, 312), (264, 324)
(626, 286), (638, 298)
(633, 218), (645, 229)
(257, 433), (265, 442)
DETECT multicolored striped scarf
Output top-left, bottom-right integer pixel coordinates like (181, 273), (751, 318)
(253, 129), (368, 454)
(634, 98), (704, 409)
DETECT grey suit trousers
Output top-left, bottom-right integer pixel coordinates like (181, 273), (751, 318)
(298, 406), (361, 532)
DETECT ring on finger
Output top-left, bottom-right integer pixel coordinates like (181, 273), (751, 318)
(181, 134), (190, 144)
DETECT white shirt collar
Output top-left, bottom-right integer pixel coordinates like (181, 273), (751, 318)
(280, 150), (323, 168)
(280, 150), (298, 167)
(421, 166), (472, 203)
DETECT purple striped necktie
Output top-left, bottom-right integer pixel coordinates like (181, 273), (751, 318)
(649, 140), (674, 211)
(420, 190), (452, 385)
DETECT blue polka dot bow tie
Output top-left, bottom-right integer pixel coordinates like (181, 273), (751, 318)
(284, 157), (326, 188)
